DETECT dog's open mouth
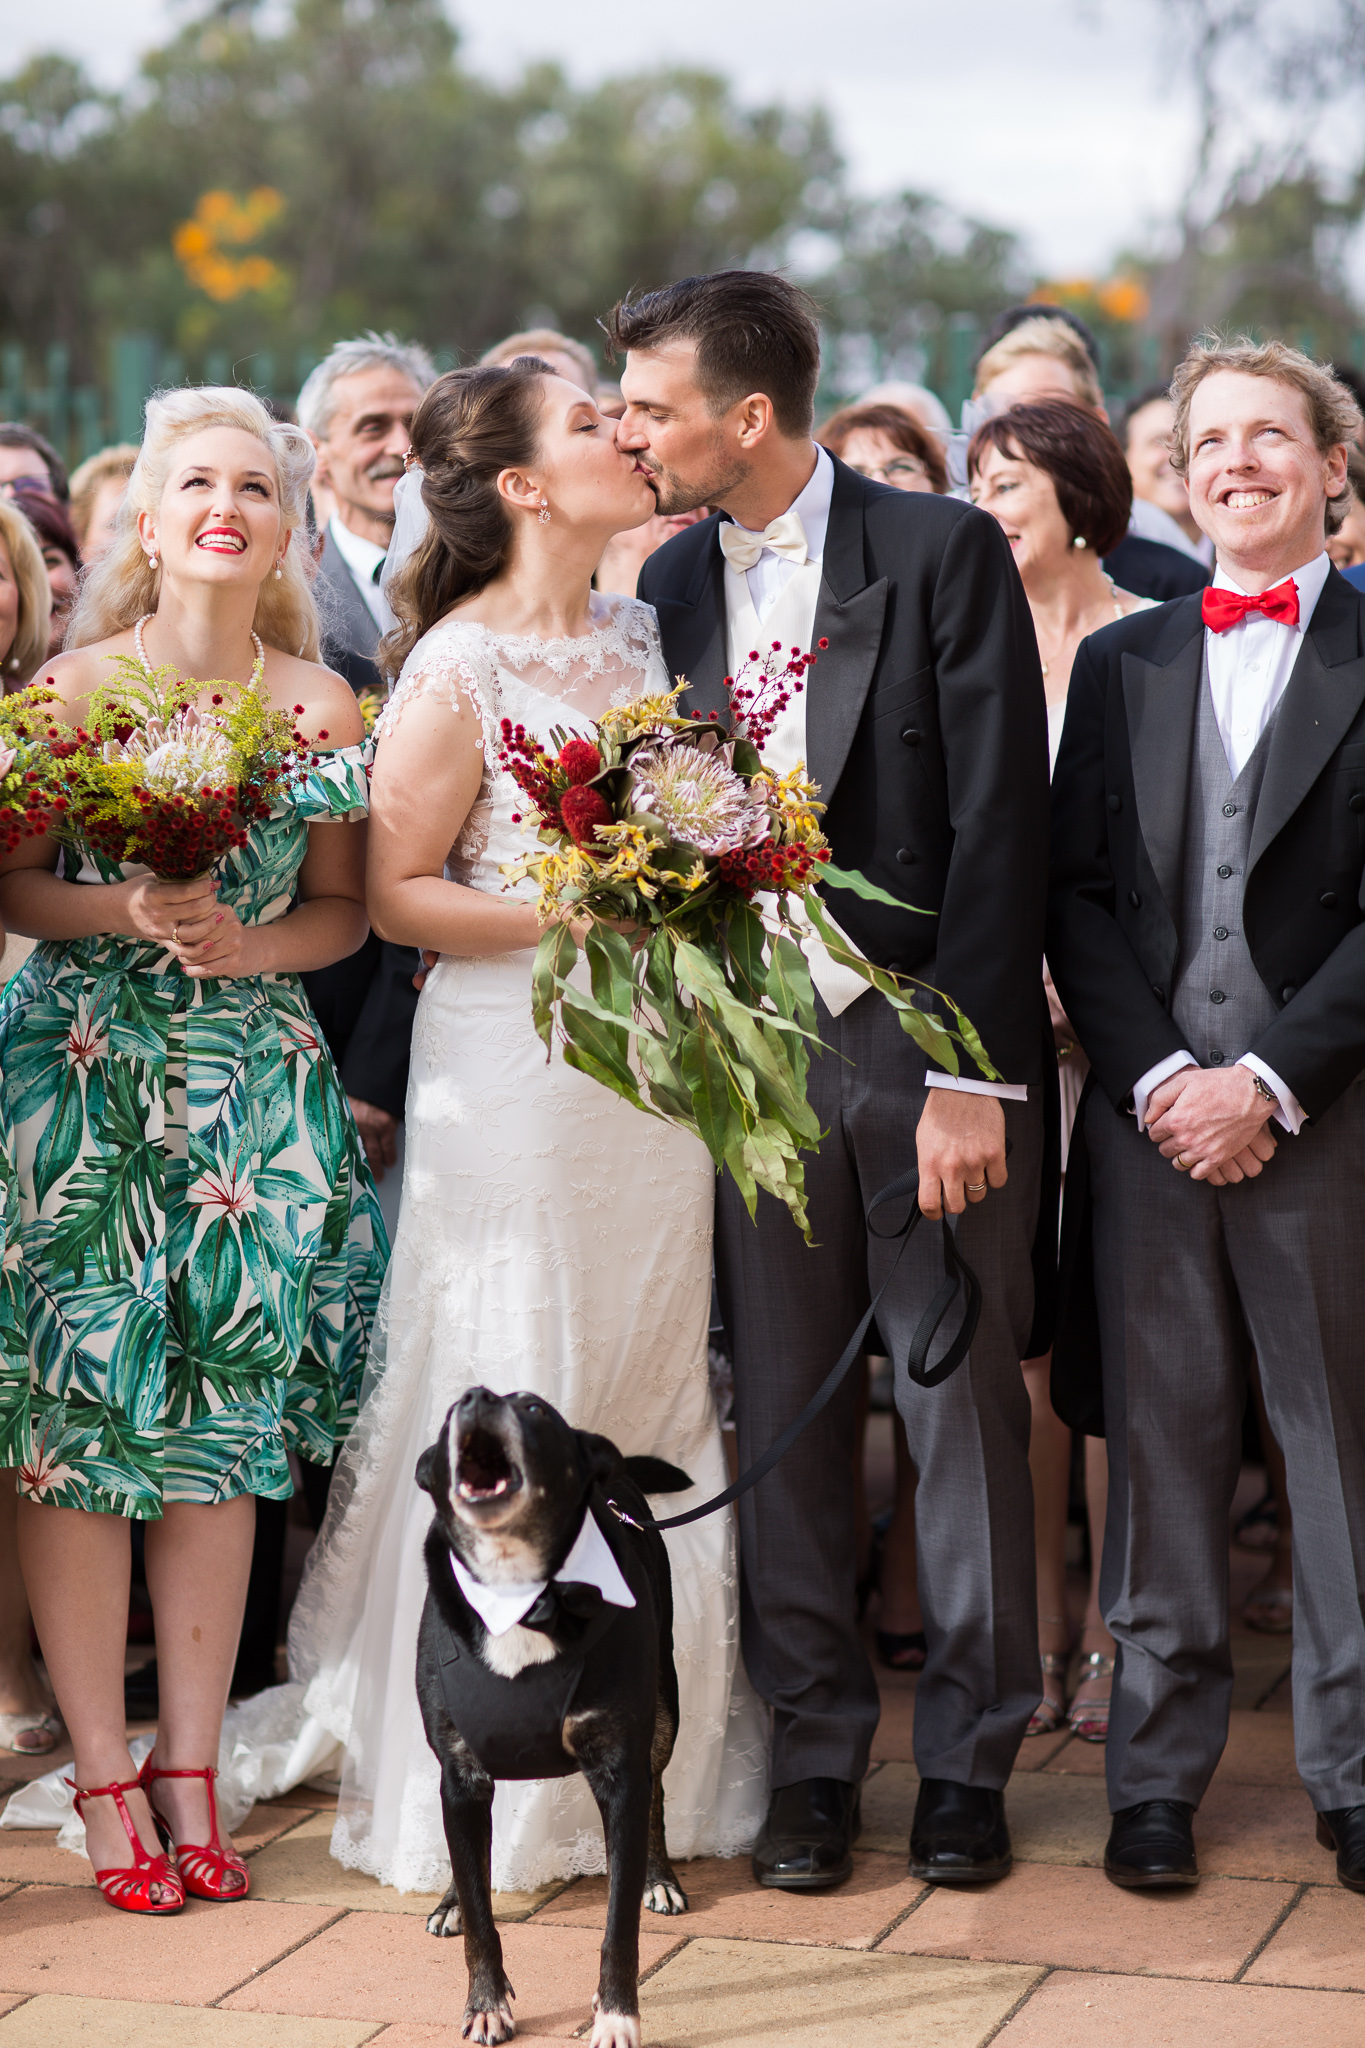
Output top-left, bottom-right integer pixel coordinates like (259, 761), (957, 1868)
(456, 1426), (523, 1507)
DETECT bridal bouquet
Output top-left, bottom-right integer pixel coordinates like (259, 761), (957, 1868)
(501, 643), (997, 1238)
(28, 659), (318, 881)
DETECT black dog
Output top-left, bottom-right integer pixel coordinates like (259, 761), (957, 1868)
(415, 1386), (692, 2047)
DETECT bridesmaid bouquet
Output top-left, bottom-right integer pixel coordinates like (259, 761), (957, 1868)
(26, 658), (319, 882)
(501, 644), (996, 1238)
(0, 686), (70, 854)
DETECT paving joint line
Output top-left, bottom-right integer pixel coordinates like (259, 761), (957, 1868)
(208, 1904), (353, 2007)
(978, 1961), (1055, 2044)
(1233, 1878), (1308, 1981)
(869, 1882), (937, 1945)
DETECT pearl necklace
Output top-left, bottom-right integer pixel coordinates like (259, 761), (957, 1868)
(1039, 576), (1124, 679)
(133, 613), (265, 690)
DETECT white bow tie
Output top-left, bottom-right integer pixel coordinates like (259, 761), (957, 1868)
(718, 509), (809, 572)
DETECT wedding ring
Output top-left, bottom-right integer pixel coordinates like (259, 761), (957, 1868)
(1174, 1152), (1191, 1171)
(172, 924), (180, 944)
(966, 1180), (988, 1193)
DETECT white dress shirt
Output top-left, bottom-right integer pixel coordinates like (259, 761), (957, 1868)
(1131, 552), (1331, 1137)
(724, 445), (1024, 1098)
(328, 514), (388, 628)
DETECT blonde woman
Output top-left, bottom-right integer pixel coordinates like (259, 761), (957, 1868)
(0, 496), (52, 687)
(0, 387), (387, 1914)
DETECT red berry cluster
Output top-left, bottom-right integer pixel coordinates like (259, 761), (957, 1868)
(727, 640), (825, 752)
(497, 718), (563, 830)
(717, 838), (828, 899)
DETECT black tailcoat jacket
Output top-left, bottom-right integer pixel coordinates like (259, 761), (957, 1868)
(1046, 567), (1365, 1430)
(639, 454), (1051, 1090)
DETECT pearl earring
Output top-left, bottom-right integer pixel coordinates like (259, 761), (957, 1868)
(1072, 534), (1087, 550)
(147, 552), (159, 570)
(275, 564), (283, 580)
(539, 500), (551, 525)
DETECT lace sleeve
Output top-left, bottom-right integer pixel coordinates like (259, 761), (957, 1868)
(594, 593), (673, 694)
(374, 622), (503, 756)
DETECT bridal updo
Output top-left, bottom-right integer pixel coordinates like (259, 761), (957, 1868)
(378, 359), (552, 680)
(67, 385), (321, 660)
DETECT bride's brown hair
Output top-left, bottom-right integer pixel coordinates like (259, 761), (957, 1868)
(378, 359), (552, 680)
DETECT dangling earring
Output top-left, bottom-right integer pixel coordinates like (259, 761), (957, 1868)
(274, 563), (284, 580)
(1072, 534), (1087, 550)
(147, 552), (159, 570)
(539, 499), (551, 525)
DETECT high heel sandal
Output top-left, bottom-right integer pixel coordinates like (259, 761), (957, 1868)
(139, 1757), (250, 1901)
(1068, 1650), (1115, 1743)
(1027, 1652), (1070, 1735)
(66, 1775), (184, 1914)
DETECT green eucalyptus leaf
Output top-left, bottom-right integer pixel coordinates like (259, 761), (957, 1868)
(681, 1026), (736, 1168)
(814, 862), (934, 914)
(531, 924), (578, 1051)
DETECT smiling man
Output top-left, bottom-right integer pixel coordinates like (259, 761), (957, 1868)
(1048, 338), (1365, 1895)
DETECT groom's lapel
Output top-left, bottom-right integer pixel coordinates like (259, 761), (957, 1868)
(807, 459), (887, 799)
(650, 526), (730, 722)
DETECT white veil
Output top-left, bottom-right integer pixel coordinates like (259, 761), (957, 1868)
(376, 465), (431, 638)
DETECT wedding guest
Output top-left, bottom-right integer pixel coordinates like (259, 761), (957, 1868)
(0, 496), (51, 688)
(0, 1485), (61, 1754)
(12, 487), (80, 660)
(819, 403), (948, 494)
(973, 317), (1207, 600)
(0, 425), (68, 504)
(1326, 445), (1365, 571)
(857, 381), (953, 436)
(616, 270), (1051, 1892)
(480, 326), (599, 390)
(595, 503), (708, 597)
(69, 446), (140, 562)
(969, 398), (1155, 1742)
(0, 383), (386, 1915)
(296, 333), (433, 1198)
(1049, 336), (1365, 1893)
(1123, 386), (1213, 565)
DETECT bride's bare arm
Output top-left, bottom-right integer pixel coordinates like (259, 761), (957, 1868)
(366, 686), (546, 956)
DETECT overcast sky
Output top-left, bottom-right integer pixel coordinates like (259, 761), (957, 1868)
(0, 0), (1238, 274)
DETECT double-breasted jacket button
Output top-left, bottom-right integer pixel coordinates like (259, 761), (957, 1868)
(1209, 989), (1226, 1003)
(1128, 889), (1141, 908)
(1107, 793), (1122, 812)
(1213, 926), (1228, 940)
(895, 847), (917, 865)
(1217, 863), (1233, 878)
(1222, 802), (1238, 818)
(1321, 891), (1338, 908)
(900, 726), (920, 747)
(1282, 985), (1298, 1002)
(1350, 791), (1365, 813)
(1151, 983), (1164, 1001)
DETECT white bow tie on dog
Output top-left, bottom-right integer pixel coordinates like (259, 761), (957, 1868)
(450, 1509), (636, 1637)
(717, 508), (809, 572)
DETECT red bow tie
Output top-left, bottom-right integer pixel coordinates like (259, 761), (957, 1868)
(1201, 579), (1300, 633)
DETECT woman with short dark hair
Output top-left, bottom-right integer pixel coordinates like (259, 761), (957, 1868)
(11, 486), (81, 660)
(968, 398), (1154, 1745)
(817, 402), (948, 495)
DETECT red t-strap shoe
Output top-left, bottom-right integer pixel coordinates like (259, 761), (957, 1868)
(66, 1775), (185, 1914)
(139, 1757), (250, 1901)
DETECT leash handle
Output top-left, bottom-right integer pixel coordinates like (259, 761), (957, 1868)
(651, 1163), (985, 1532)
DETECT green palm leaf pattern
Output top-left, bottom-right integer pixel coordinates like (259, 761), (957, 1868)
(0, 748), (388, 1517)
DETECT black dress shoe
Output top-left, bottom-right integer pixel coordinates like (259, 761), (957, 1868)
(1104, 1801), (1198, 1888)
(751, 1778), (860, 1890)
(909, 1778), (1012, 1884)
(1316, 1806), (1365, 1892)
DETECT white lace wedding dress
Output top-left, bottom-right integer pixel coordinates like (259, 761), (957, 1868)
(232, 593), (766, 1892)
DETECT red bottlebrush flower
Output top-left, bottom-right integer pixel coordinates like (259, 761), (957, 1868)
(560, 785), (613, 846)
(557, 737), (601, 785)
(318, 729), (329, 740)
(818, 637), (829, 649)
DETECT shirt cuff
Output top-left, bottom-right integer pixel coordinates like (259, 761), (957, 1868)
(1132, 1050), (1198, 1131)
(925, 1072), (1029, 1102)
(1238, 1054), (1307, 1135)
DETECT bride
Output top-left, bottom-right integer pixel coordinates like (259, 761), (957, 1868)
(245, 356), (764, 1894)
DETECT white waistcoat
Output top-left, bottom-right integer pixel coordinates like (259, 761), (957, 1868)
(723, 557), (868, 1015)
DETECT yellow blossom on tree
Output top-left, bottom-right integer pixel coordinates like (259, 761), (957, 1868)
(173, 189), (285, 302)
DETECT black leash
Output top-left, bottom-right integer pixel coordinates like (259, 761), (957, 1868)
(650, 1163), (984, 1532)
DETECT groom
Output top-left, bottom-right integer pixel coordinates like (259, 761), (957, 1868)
(609, 272), (1051, 1890)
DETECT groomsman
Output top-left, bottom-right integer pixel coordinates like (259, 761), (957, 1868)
(610, 272), (1051, 1891)
(1049, 338), (1365, 1893)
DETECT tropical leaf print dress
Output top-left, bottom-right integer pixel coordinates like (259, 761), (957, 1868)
(0, 748), (388, 1517)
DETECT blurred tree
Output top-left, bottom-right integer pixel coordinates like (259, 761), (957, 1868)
(0, 0), (842, 391)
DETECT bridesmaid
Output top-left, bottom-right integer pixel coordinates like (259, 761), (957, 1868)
(0, 387), (387, 1913)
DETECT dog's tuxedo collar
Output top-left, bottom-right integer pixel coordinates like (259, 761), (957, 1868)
(450, 1505), (636, 1637)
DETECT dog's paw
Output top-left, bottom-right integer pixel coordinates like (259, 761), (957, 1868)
(427, 1901), (462, 1937)
(462, 1996), (515, 2044)
(589, 2011), (640, 2048)
(642, 1875), (688, 1915)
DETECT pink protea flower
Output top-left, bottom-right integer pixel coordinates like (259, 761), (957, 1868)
(628, 738), (769, 854)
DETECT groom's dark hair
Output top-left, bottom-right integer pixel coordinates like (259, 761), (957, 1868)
(604, 271), (821, 437)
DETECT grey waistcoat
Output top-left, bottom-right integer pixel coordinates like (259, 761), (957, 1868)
(1170, 679), (1279, 1067)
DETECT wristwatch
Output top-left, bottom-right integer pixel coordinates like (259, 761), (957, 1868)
(1250, 1073), (1277, 1108)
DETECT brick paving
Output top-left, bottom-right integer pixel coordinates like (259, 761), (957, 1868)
(0, 1478), (1357, 2045)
